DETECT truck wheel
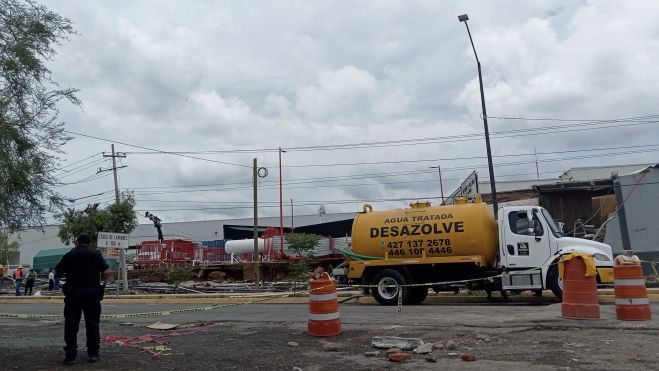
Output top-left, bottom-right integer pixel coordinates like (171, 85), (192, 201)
(407, 286), (428, 305)
(372, 269), (411, 306)
(547, 264), (563, 300)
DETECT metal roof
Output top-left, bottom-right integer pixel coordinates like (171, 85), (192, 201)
(559, 164), (655, 182)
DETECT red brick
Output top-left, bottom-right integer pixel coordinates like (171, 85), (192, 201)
(388, 352), (412, 362)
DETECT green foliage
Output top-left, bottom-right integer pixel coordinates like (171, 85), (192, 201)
(56, 192), (138, 248)
(288, 261), (310, 281)
(0, 0), (80, 231)
(0, 231), (19, 265)
(284, 233), (322, 258)
(164, 267), (194, 293)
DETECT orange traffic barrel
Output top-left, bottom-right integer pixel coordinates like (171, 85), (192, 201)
(614, 263), (652, 321)
(561, 255), (600, 319)
(308, 273), (341, 336)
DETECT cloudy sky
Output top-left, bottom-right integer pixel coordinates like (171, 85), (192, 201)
(44, 0), (659, 224)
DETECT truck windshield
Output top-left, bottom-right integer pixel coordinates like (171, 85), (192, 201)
(541, 208), (563, 238)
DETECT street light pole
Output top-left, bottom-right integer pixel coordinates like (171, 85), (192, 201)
(458, 14), (498, 219)
(290, 198), (294, 232)
(278, 147), (286, 256)
(429, 165), (445, 205)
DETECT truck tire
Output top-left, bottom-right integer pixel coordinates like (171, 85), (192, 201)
(407, 286), (428, 305)
(547, 264), (563, 300)
(372, 269), (411, 306)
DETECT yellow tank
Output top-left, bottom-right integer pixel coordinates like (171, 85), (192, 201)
(351, 199), (498, 266)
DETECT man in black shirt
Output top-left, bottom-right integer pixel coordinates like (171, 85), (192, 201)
(56, 234), (111, 365)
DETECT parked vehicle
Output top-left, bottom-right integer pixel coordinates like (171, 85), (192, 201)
(334, 197), (614, 305)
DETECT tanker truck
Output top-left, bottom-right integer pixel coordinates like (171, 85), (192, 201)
(334, 197), (614, 305)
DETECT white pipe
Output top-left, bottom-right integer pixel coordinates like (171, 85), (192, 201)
(225, 239), (265, 254)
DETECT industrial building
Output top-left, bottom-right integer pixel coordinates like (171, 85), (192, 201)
(8, 211), (355, 267)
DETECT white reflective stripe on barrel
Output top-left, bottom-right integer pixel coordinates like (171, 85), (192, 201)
(615, 298), (650, 305)
(308, 311), (340, 321)
(309, 293), (337, 302)
(614, 278), (646, 286)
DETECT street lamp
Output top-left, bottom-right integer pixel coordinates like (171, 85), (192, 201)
(279, 147), (287, 256)
(458, 13), (498, 219)
(429, 166), (445, 205)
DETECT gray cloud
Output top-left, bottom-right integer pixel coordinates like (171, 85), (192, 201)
(41, 0), (659, 223)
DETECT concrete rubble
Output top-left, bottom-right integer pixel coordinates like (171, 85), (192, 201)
(372, 336), (424, 350)
(412, 342), (433, 354)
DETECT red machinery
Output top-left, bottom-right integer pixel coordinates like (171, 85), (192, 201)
(137, 239), (199, 268)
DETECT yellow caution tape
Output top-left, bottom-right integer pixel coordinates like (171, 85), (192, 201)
(0, 293), (292, 320)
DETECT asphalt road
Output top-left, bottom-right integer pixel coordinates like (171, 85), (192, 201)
(1, 302), (658, 370)
(2, 302), (658, 329)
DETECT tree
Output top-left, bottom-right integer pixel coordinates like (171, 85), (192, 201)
(57, 193), (138, 248)
(285, 233), (322, 285)
(0, 231), (19, 265)
(285, 233), (322, 258)
(164, 267), (194, 293)
(0, 0), (80, 232)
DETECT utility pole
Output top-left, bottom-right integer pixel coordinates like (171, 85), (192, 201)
(290, 198), (294, 232)
(252, 158), (260, 291)
(278, 147), (286, 256)
(430, 165), (445, 205)
(103, 144), (128, 294)
(458, 14), (498, 219)
(534, 146), (540, 180)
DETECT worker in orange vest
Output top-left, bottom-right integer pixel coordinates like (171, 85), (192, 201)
(12, 266), (24, 296)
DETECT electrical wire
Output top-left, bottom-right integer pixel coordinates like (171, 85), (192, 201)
(120, 114), (659, 154)
(55, 152), (103, 172)
(55, 158), (109, 179)
(64, 130), (251, 168)
(281, 143), (659, 168)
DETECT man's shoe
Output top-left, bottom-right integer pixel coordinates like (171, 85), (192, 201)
(87, 354), (100, 363)
(62, 346), (77, 365)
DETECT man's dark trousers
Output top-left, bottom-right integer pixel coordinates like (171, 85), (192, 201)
(64, 293), (101, 356)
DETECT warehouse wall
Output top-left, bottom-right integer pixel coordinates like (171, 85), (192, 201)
(604, 165), (659, 257)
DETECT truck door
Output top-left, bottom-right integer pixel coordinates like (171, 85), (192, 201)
(502, 209), (551, 269)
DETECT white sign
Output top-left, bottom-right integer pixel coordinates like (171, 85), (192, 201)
(445, 171), (479, 205)
(97, 232), (130, 249)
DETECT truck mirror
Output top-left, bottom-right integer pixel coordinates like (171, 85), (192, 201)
(526, 211), (535, 235)
(557, 221), (565, 233)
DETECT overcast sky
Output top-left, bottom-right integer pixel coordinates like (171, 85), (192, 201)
(43, 0), (659, 225)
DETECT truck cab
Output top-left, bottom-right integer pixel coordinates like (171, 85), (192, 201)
(498, 206), (614, 298)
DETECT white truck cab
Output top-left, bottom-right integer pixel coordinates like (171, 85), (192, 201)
(498, 206), (614, 297)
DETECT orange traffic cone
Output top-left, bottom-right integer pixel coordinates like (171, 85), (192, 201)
(614, 258), (652, 321)
(308, 272), (341, 336)
(561, 255), (600, 320)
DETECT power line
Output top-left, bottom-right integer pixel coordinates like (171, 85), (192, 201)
(64, 130), (251, 168)
(55, 153), (103, 172)
(120, 114), (659, 155)
(282, 143), (659, 168)
(487, 114), (659, 122)
(122, 146), (658, 196)
(56, 171), (113, 186)
(55, 158), (109, 179)
(134, 196), (436, 212)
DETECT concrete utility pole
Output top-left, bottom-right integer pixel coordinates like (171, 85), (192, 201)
(103, 144), (128, 294)
(253, 158), (260, 291)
